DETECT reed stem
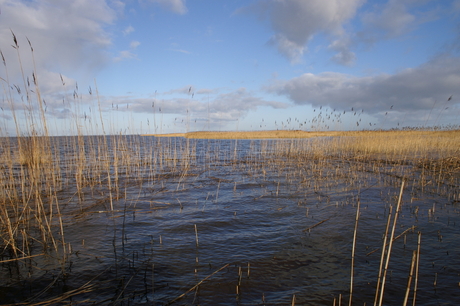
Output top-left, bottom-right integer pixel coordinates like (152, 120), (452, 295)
(403, 250), (417, 306)
(378, 178), (406, 306)
(349, 198), (360, 306)
(412, 232), (421, 306)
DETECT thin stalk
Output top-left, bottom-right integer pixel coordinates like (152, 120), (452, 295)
(374, 205), (393, 306)
(378, 178), (406, 306)
(403, 250), (417, 306)
(412, 232), (421, 306)
(349, 198), (360, 306)
(167, 263), (229, 305)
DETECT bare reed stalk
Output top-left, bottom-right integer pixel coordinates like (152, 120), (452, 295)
(167, 263), (230, 305)
(94, 79), (113, 211)
(349, 198), (360, 306)
(374, 205), (393, 306)
(412, 232), (421, 306)
(378, 178), (406, 306)
(403, 250), (417, 306)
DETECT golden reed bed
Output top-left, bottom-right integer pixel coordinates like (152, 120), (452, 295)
(144, 129), (460, 160)
(142, 129), (460, 140)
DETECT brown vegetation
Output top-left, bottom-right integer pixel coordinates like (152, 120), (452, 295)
(1, 33), (459, 304)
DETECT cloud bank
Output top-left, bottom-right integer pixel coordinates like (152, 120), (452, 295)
(267, 55), (460, 114)
(116, 87), (287, 122)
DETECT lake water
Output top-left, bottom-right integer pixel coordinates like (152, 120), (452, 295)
(1, 136), (459, 305)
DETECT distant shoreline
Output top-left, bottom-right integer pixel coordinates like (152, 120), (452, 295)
(140, 129), (459, 139)
(141, 130), (336, 139)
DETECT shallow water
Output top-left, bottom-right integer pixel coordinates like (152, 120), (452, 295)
(1, 136), (459, 305)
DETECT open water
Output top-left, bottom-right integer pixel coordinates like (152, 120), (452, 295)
(1, 136), (459, 305)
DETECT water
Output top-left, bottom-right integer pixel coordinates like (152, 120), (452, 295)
(1, 136), (459, 305)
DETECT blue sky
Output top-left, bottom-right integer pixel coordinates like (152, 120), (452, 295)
(1, 0), (460, 135)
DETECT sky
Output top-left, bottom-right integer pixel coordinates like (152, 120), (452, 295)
(1, 0), (460, 136)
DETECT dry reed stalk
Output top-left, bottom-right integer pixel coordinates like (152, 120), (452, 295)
(247, 262), (250, 278)
(412, 232), (421, 306)
(403, 250), (417, 306)
(303, 218), (330, 232)
(373, 203), (393, 306)
(94, 80), (113, 211)
(167, 263), (230, 305)
(349, 199), (360, 306)
(0, 252), (44, 263)
(367, 225), (416, 256)
(377, 178), (406, 306)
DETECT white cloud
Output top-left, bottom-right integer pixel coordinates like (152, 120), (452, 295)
(123, 25), (135, 36)
(266, 55), (460, 116)
(268, 34), (305, 64)
(196, 88), (215, 95)
(113, 50), (137, 62)
(0, 0), (117, 90)
(147, 0), (187, 15)
(113, 41), (140, 62)
(169, 49), (191, 54)
(328, 37), (356, 66)
(243, 0), (364, 63)
(114, 87), (287, 124)
(130, 40), (141, 49)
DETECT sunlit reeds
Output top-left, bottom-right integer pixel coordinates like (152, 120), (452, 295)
(0, 32), (459, 304)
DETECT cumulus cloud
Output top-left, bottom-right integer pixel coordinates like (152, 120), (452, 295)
(243, 0), (364, 63)
(328, 36), (356, 66)
(147, 0), (187, 15)
(0, 0), (117, 91)
(266, 55), (460, 114)
(113, 87), (287, 125)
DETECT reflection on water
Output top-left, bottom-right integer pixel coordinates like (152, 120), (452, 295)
(1, 136), (459, 305)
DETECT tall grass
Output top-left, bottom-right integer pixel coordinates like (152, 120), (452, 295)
(0, 33), (459, 304)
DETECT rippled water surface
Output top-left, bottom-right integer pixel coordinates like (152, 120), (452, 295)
(1, 136), (459, 305)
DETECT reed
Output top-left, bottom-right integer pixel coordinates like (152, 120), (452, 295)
(403, 250), (417, 306)
(349, 198), (360, 306)
(412, 232), (421, 306)
(377, 179), (406, 306)
(0, 33), (459, 304)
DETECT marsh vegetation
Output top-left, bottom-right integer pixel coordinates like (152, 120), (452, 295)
(1, 34), (459, 305)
